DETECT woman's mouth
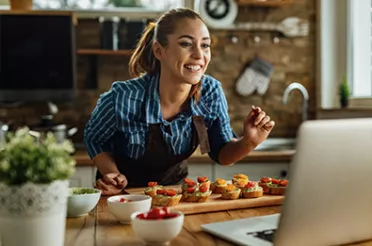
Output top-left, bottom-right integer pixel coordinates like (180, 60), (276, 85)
(184, 64), (202, 72)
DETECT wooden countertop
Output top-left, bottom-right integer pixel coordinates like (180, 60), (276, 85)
(64, 196), (372, 246)
(73, 149), (295, 166)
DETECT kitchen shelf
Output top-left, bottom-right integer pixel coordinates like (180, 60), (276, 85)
(76, 49), (132, 56)
(236, 0), (293, 7)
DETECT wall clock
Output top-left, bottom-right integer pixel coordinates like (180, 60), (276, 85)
(194, 0), (238, 29)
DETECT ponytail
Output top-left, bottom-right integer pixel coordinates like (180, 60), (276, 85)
(129, 22), (159, 77)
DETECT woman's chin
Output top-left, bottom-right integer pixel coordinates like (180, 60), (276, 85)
(181, 74), (203, 85)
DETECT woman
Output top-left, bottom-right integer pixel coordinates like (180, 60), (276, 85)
(84, 8), (275, 195)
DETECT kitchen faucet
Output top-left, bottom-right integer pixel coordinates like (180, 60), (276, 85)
(282, 82), (309, 121)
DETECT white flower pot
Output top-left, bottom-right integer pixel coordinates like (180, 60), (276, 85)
(0, 180), (69, 246)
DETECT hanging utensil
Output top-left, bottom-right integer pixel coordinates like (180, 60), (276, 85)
(220, 17), (309, 37)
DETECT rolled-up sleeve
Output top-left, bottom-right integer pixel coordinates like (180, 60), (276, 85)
(84, 90), (117, 159)
(207, 84), (236, 164)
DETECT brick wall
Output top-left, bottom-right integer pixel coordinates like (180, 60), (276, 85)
(1, 0), (316, 143)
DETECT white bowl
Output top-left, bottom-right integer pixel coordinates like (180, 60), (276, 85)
(107, 194), (152, 224)
(131, 210), (184, 246)
(67, 187), (101, 217)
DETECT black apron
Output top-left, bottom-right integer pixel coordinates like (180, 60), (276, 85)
(96, 116), (210, 188)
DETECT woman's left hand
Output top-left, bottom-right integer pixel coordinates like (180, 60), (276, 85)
(242, 106), (275, 148)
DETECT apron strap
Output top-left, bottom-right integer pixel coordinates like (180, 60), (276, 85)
(192, 115), (210, 154)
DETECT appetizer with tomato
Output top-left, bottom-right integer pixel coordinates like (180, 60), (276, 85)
(135, 207), (180, 220)
(152, 188), (182, 207)
(221, 184), (241, 200)
(270, 179), (288, 195)
(197, 176), (211, 190)
(182, 182), (212, 203)
(242, 181), (263, 198)
(210, 178), (227, 194)
(232, 173), (248, 184)
(182, 178), (197, 194)
(259, 177), (272, 194)
(144, 181), (163, 197)
(233, 178), (249, 196)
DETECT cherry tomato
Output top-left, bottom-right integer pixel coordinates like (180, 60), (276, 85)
(245, 181), (256, 188)
(187, 187), (196, 193)
(156, 189), (167, 195)
(261, 177), (271, 183)
(271, 179), (280, 185)
(166, 189), (177, 196)
(279, 179), (288, 187)
(119, 198), (126, 202)
(148, 182), (158, 187)
(199, 183), (208, 193)
(197, 176), (208, 183)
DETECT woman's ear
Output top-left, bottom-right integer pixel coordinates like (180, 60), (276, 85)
(152, 41), (163, 60)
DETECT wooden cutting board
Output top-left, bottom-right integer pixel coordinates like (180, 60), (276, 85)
(125, 185), (284, 215)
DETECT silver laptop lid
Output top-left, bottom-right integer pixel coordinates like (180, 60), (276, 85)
(275, 118), (372, 246)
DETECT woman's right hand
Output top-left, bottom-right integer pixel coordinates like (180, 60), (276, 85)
(94, 173), (128, 196)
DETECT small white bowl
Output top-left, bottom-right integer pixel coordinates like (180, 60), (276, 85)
(107, 194), (152, 224)
(67, 187), (101, 217)
(131, 210), (184, 246)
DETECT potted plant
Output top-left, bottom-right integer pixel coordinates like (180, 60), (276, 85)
(0, 127), (76, 246)
(339, 76), (351, 108)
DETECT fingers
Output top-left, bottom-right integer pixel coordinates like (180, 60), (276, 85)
(95, 179), (110, 191)
(114, 175), (128, 188)
(249, 106), (275, 131)
(258, 115), (270, 128)
(263, 120), (275, 131)
(103, 175), (117, 186)
(254, 111), (266, 126)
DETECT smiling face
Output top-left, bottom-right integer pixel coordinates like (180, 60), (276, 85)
(153, 17), (211, 85)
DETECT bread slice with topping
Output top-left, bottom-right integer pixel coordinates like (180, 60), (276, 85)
(182, 182), (212, 203)
(197, 176), (211, 190)
(152, 189), (182, 207)
(232, 173), (249, 184)
(233, 178), (249, 196)
(210, 178), (227, 194)
(258, 177), (272, 194)
(270, 179), (288, 195)
(144, 181), (163, 197)
(242, 181), (263, 198)
(181, 178), (198, 194)
(221, 184), (241, 200)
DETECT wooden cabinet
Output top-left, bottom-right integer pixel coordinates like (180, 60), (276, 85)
(214, 162), (289, 181)
(69, 166), (96, 188)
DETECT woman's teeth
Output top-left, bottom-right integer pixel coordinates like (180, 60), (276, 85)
(185, 65), (201, 71)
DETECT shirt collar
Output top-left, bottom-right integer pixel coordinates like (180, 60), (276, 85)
(145, 74), (211, 124)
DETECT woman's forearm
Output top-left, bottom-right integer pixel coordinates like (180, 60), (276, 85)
(218, 137), (256, 166)
(93, 152), (120, 176)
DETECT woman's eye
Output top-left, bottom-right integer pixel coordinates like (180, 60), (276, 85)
(180, 42), (192, 47)
(202, 44), (211, 48)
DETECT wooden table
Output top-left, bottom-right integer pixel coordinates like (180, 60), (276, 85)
(65, 197), (372, 246)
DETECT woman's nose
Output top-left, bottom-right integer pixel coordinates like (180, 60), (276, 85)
(191, 47), (203, 59)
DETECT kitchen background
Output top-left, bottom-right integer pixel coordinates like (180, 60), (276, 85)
(0, 0), (315, 146)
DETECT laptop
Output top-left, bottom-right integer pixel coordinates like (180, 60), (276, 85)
(201, 118), (372, 246)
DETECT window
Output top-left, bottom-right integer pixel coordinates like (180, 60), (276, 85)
(318, 0), (372, 109)
(347, 0), (372, 98)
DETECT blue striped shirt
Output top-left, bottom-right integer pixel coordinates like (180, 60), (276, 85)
(84, 74), (235, 164)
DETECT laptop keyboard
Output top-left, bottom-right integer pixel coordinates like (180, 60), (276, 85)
(247, 229), (277, 242)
